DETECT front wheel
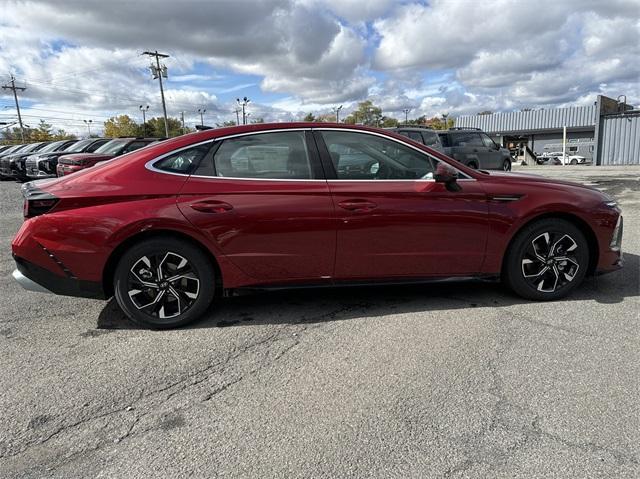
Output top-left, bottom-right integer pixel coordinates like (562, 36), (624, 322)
(503, 219), (589, 301)
(114, 237), (215, 328)
(502, 159), (512, 171)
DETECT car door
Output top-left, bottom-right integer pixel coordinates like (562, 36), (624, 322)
(314, 129), (488, 280)
(479, 133), (501, 168)
(176, 130), (336, 283)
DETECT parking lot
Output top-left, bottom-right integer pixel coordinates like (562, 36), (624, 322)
(0, 166), (638, 478)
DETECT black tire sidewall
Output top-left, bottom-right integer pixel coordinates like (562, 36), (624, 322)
(114, 238), (215, 329)
(504, 219), (589, 301)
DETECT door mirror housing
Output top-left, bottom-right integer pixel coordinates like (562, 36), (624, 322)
(434, 163), (462, 192)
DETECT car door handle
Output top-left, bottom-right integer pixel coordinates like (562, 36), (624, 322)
(190, 200), (233, 213)
(338, 199), (377, 212)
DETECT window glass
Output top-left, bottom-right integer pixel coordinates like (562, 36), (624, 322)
(38, 140), (68, 153)
(213, 132), (311, 179)
(407, 131), (424, 143)
(422, 131), (440, 147)
(94, 140), (128, 155)
(453, 132), (484, 147)
(154, 143), (212, 174)
(438, 133), (451, 147)
(122, 140), (152, 153)
(480, 134), (496, 148)
(320, 131), (436, 180)
(86, 139), (109, 152)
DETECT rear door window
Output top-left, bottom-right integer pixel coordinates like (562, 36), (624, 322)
(421, 131), (440, 147)
(212, 131), (314, 179)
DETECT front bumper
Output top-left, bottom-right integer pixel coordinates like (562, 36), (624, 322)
(13, 255), (106, 299)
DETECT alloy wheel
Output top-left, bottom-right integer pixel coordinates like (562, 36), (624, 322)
(127, 252), (200, 319)
(521, 232), (580, 293)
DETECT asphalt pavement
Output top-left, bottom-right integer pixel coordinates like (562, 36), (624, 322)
(0, 166), (638, 478)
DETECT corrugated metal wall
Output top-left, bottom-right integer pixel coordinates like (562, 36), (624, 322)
(599, 113), (640, 165)
(456, 105), (597, 133)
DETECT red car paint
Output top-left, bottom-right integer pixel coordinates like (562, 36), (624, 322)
(12, 123), (622, 299)
(56, 153), (115, 176)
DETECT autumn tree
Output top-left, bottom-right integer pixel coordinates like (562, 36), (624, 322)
(303, 113), (316, 122)
(343, 100), (383, 126)
(104, 115), (141, 138)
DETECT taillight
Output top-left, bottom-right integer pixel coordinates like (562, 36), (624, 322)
(21, 183), (59, 218)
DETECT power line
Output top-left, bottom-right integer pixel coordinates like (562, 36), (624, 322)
(1, 75), (26, 141)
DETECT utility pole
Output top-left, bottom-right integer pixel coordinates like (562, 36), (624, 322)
(234, 107), (241, 126)
(442, 112), (449, 129)
(2, 75), (26, 142)
(139, 105), (149, 136)
(198, 108), (206, 127)
(334, 105), (343, 123)
(237, 97), (250, 125)
(83, 119), (93, 136)
(143, 50), (170, 138)
(180, 111), (185, 135)
(403, 108), (410, 125)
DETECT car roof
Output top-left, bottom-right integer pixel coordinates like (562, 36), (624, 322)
(391, 127), (438, 133)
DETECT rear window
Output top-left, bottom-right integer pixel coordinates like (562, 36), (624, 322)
(154, 143), (212, 174)
(422, 131), (440, 147)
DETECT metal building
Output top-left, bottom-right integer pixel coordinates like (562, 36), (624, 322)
(455, 95), (639, 165)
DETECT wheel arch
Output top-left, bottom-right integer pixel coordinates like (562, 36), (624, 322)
(501, 212), (599, 277)
(102, 229), (224, 298)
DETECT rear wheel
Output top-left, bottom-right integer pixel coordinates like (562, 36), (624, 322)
(114, 237), (215, 328)
(503, 219), (589, 301)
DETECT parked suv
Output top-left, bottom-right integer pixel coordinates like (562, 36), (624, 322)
(26, 138), (109, 179)
(0, 144), (27, 180)
(57, 137), (160, 176)
(0, 142), (50, 180)
(438, 128), (512, 170)
(390, 127), (444, 153)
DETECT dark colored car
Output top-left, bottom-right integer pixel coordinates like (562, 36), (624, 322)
(438, 128), (513, 170)
(26, 138), (109, 179)
(0, 142), (50, 180)
(12, 123), (622, 329)
(0, 144), (27, 180)
(390, 127), (444, 153)
(56, 137), (159, 177)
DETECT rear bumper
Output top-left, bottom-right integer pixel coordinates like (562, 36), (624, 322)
(13, 255), (106, 299)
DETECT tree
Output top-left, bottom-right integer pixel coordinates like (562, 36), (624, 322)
(343, 100), (382, 126)
(145, 117), (186, 137)
(381, 116), (399, 128)
(104, 115), (142, 138)
(303, 112), (316, 122)
(316, 113), (335, 123)
(30, 120), (54, 141)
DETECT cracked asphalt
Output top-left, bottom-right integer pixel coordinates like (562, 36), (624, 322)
(0, 166), (638, 478)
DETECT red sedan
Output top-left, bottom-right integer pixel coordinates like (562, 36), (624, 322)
(12, 124), (623, 328)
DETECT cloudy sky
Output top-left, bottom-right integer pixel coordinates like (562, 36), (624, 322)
(1, 0), (638, 136)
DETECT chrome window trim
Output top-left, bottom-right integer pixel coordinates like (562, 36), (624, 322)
(144, 127), (476, 182)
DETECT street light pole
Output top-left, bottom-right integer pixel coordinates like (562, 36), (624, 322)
(234, 108), (241, 125)
(142, 50), (170, 138)
(237, 97), (250, 125)
(334, 105), (343, 123)
(403, 108), (410, 125)
(198, 108), (206, 127)
(139, 105), (149, 136)
(83, 119), (93, 137)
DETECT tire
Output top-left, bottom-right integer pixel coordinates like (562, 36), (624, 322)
(503, 218), (589, 301)
(502, 159), (512, 171)
(570, 159), (578, 165)
(114, 237), (215, 329)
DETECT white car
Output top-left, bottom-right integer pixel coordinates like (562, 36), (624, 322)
(553, 154), (587, 165)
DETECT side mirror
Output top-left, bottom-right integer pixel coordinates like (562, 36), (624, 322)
(434, 163), (462, 192)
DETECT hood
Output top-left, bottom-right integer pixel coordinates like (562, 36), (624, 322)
(58, 153), (115, 163)
(479, 169), (610, 196)
(29, 151), (70, 160)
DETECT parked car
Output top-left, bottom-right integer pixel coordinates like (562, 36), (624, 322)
(0, 144), (27, 180)
(26, 138), (109, 179)
(552, 154), (588, 165)
(12, 123), (623, 329)
(389, 127), (444, 153)
(0, 142), (50, 180)
(438, 128), (513, 170)
(19, 139), (78, 181)
(56, 137), (160, 176)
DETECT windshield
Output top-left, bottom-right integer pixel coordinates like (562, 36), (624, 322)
(19, 143), (44, 153)
(64, 139), (93, 152)
(38, 140), (69, 153)
(94, 139), (127, 155)
(2, 145), (23, 155)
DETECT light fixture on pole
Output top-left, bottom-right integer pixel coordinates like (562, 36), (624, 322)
(139, 105), (149, 136)
(403, 108), (410, 125)
(198, 108), (207, 127)
(236, 97), (250, 125)
(334, 105), (343, 123)
(83, 119), (93, 136)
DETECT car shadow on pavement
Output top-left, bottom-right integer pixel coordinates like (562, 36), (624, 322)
(97, 253), (638, 330)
